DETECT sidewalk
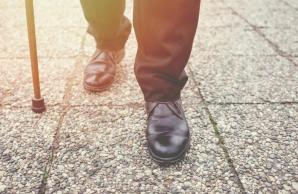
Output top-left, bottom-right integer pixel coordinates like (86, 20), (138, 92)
(0, 0), (297, 193)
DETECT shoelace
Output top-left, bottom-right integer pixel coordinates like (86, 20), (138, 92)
(148, 101), (183, 120)
(90, 50), (115, 64)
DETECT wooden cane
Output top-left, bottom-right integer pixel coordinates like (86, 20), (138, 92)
(25, 0), (46, 113)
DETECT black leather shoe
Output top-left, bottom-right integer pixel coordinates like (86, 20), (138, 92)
(84, 49), (124, 92)
(145, 99), (190, 164)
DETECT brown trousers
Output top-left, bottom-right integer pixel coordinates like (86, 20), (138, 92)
(80, 0), (201, 101)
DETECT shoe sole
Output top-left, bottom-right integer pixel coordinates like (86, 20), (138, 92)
(83, 77), (115, 92)
(83, 50), (125, 92)
(148, 138), (191, 165)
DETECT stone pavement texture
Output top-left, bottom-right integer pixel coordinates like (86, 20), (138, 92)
(0, 0), (297, 193)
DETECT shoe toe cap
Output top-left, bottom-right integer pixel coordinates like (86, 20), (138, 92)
(84, 73), (114, 86)
(148, 134), (189, 161)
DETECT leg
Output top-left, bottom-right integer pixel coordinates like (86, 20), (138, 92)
(134, 0), (201, 164)
(133, 0), (201, 102)
(80, 0), (131, 51)
(80, 0), (131, 91)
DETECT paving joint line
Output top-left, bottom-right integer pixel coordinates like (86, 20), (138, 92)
(3, 100), (298, 110)
(37, 33), (87, 194)
(280, 0), (298, 12)
(206, 109), (246, 193)
(221, 0), (298, 67)
(0, 102), (143, 109)
(187, 66), (247, 193)
(206, 101), (298, 106)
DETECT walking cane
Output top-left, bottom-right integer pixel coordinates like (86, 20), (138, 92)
(25, 0), (46, 113)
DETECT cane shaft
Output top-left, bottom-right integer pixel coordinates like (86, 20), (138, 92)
(25, 0), (41, 99)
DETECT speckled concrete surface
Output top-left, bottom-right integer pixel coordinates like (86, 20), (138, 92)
(189, 55), (298, 103)
(47, 106), (241, 193)
(0, 107), (61, 193)
(1, 58), (76, 107)
(0, 0), (297, 193)
(209, 104), (298, 193)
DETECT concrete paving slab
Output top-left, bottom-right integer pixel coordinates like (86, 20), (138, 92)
(0, 8), (26, 27)
(35, 8), (86, 28)
(194, 27), (276, 56)
(0, 107), (61, 193)
(0, 58), (28, 104)
(47, 105), (241, 193)
(200, 0), (227, 11)
(199, 10), (245, 28)
(222, 0), (298, 29)
(189, 55), (298, 103)
(209, 104), (298, 193)
(0, 0), (79, 9)
(1, 58), (76, 107)
(199, 1), (245, 28)
(0, 26), (85, 58)
(0, 1), (86, 58)
(286, 0), (298, 9)
(292, 57), (298, 65)
(260, 28), (298, 58)
(0, 7), (85, 28)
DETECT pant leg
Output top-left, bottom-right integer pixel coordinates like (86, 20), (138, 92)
(133, 0), (201, 102)
(80, 0), (131, 51)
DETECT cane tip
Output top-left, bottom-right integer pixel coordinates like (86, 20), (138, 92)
(32, 97), (46, 113)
